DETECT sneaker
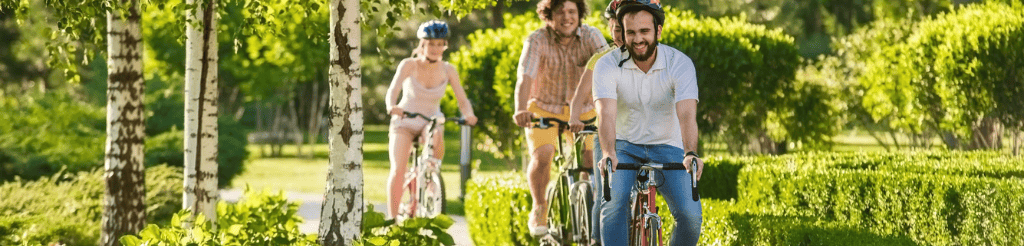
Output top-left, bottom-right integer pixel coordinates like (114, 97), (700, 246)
(528, 205), (549, 236)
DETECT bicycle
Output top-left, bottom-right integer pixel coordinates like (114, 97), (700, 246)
(396, 111), (470, 219)
(531, 117), (598, 246)
(602, 157), (699, 246)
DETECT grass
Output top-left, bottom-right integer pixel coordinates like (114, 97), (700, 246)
(231, 124), (1020, 216)
(233, 125), (519, 216)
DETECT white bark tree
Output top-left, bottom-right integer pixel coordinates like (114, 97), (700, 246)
(183, 0), (219, 228)
(318, 0), (362, 244)
(101, 0), (146, 244)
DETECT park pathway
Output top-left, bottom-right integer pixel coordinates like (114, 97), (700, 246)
(220, 189), (474, 245)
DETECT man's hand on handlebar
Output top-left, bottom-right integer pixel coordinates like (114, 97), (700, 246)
(464, 115), (478, 126)
(683, 155), (704, 182)
(568, 118), (585, 133)
(513, 110), (534, 128)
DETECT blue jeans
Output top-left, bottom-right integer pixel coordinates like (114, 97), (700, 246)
(592, 136), (603, 242)
(601, 140), (702, 246)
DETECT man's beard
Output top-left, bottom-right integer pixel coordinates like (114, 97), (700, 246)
(627, 39), (658, 62)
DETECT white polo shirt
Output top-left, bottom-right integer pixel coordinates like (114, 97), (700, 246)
(592, 44), (698, 149)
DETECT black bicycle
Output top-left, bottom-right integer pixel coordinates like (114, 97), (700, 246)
(532, 117), (598, 246)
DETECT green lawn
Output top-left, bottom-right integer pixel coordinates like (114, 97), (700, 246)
(233, 125), (518, 216)
(231, 124), (1018, 216)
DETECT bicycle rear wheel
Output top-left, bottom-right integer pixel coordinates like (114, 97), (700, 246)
(418, 170), (446, 217)
(569, 180), (594, 244)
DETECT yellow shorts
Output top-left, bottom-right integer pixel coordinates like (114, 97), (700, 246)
(526, 102), (598, 152)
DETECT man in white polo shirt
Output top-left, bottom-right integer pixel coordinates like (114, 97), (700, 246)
(593, 0), (704, 245)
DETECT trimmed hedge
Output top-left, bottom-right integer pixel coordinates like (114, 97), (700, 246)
(763, 151), (1024, 179)
(740, 165), (1024, 245)
(0, 165), (183, 246)
(467, 151), (1023, 245)
(464, 173), (537, 246)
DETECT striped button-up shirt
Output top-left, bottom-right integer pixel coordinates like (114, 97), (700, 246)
(517, 24), (607, 114)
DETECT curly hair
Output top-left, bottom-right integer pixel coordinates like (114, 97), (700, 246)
(536, 0), (588, 22)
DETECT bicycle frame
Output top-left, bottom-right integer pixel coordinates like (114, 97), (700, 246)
(631, 165), (664, 246)
(399, 112), (468, 219)
(532, 117), (596, 245)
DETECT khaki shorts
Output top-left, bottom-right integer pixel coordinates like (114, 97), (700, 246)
(526, 102), (597, 152)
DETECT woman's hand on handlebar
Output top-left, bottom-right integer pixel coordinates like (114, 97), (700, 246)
(684, 155), (704, 182)
(389, 107), (405, 118)
(464, 115), (478, 126)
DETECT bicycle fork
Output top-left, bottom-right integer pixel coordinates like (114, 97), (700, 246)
(632, 170), (664, 246)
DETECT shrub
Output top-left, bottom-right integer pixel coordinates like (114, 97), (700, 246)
(464, 173), (537, 246)
(740, 165), (1024, 245)
(360, 204), (456, 246)
(0, 93), (105, 181)
(859, 2), (1024, 136)
(121, 189), (315, 246)
(0, 165), (183, 246)
(144, 116), (250, 187)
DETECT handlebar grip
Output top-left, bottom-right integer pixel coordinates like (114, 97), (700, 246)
(691, 158), (699, 202)
(603, 158), (612, 202)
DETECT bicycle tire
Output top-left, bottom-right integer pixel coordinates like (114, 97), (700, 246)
(419, 170), (446, 217)
(545, 174), (572, 244)
(569, 180), (594, 243)
(645, 215), (663, 246)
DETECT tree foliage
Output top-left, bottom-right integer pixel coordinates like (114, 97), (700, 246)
(858, 1), (1024, 141)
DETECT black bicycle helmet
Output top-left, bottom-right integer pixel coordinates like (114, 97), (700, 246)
(417, 20), (450, 39)
(604, 0), (622, 20)
(615, 0), (664, 26)
(614, 0), (665, 67)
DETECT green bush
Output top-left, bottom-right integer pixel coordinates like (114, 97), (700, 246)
(0, 93), (105, 181)
(859, 2), (1024, 136)
(0, 165), (183, 246)
(121, 189), (315, 246)
(464, 173), (537, 246)
(360, 204), (456, 246)
(740, 165), (1024, 245)
(144, 117), (250, 187)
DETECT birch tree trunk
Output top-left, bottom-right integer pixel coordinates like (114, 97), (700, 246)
(318, 0), (362, 244)
(101, 1), (146, 244)
(183, 0), (219, 228)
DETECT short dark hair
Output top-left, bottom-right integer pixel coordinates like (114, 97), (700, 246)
(536, 0), (588, 22)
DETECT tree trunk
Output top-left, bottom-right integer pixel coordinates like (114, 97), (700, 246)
(257, 103), (266, 157)
(101, 1), (146, 244)
(318, 0), (362, 244)
(288, 98), (304, 157)
(273, 104), (285, 156)
(183, 0), (219, 228)
(491, 0), (504, 29)
(969, 116), (1003, 150)
(309, 80), (325, 158)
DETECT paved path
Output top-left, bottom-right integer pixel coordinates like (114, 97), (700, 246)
(220, 189), (473, 245)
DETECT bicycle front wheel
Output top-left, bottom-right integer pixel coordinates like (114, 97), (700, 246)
(569, 180), (594, 244)
(418, 170), (446, 218)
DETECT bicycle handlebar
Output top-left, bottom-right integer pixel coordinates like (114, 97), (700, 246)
(690, 158), (699, 201)
(530, 117), (597, 132)
(403, 112), (473, 126)
(602, 160), (700, 202)
(603, 158), (612, 202)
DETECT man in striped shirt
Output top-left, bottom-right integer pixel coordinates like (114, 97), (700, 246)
(512, 0), (608, 236)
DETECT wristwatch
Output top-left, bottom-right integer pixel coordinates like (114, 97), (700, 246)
(685, 151), (699, 158)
